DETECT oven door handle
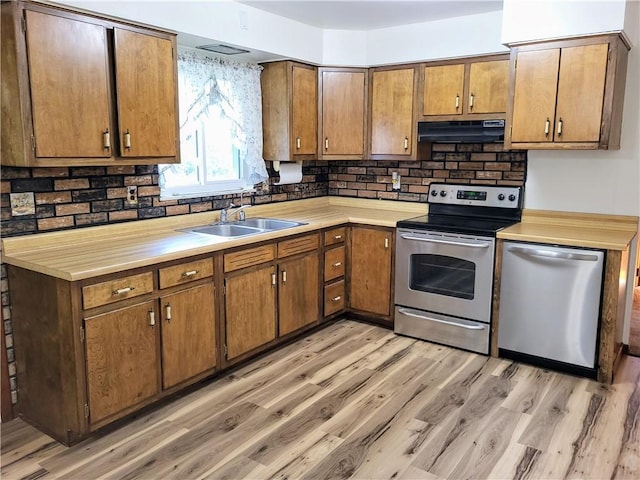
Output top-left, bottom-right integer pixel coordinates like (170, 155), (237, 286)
(397, 308), (486, 330)
(399, 234), (491, 249)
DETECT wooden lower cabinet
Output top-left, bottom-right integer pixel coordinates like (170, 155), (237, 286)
(349, 226), (393, 318)
(224, 265), (277, 360)
(279, 253), (320, 336)
(160, 283), (216, 389)
(84, 300), (160, 426)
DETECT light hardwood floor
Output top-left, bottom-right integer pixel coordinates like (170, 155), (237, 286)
(1, 319), (639, 480)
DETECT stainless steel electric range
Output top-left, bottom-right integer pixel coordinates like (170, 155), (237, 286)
(394, 182), (523, 354)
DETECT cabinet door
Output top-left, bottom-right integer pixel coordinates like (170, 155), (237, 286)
(349, 227), (393, 316)
(321, 70), (366, 156)
(160, 284), (216, 389)
(468, 60), (509, 115)
(292, 64), (318, 156)
(423, 64), (465, 116)
(25, 11), (111, 158)
(225, 265), (277, 360)
(511, 49), (561, 143)
(555, 43), (609, 142)
(114, 29), (177, 157)
(370, 68), (415, 156)
(84, 301), (159, 425)
(279, 253), (320, 336)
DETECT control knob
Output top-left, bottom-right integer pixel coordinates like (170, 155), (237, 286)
(508, 194), (517, 202)
(498, 194), (505, 201)
(439, 190), (447, 197)
(430, 189), (438, 197)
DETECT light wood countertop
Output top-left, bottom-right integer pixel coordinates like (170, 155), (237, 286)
(497, 209), (638, 250)
(1, 197), (426, 281)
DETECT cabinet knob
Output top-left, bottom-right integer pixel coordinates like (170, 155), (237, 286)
(296, 137), (301, 149)
(469, 93), (475, 109)
(334, 234), (342, 240)
(404, 137), (408, 150)
(181, 270), (198, 278)
(384, 238), (389, 249)
(282, 270), (287, 283)
(333, 262), (342, 268)
(148, 309), (156, 327)
(165, 303), (172, 322)
(103, 129), (111, 150)
(271, 273), (277, 286)
(557, 118), (563, 136)
(455, 94), (460, 110)
(331, 296), (342, 302)
(544, 118), (550, 136)
(324, 138), (329, 150)
(112, 286), (134, 296)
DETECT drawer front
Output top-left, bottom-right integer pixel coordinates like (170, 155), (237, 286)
(224, 244), (276, 272)
(324, 280), (345, 316)
(278, 233), (320, 258)
(83, 272), (154, 309)
(324, 227), (346, 246)
(324, 246), (345, 282)
(159, 258), (214, 289)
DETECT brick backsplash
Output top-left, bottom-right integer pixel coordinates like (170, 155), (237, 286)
(0, 144), (527, 408)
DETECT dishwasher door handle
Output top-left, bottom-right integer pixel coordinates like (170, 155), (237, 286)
(397, 308), (486, 330)
(508, 246), (600, 262)
(399, 234), (491, 249)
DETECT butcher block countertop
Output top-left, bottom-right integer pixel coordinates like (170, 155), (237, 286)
(497, 209), (638, 250)
(1, 197), (425, 281)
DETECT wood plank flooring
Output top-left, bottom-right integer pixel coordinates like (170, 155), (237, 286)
(1, 319), (639, 480)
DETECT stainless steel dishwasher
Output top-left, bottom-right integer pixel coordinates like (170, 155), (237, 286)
(498, 241), (605, 378)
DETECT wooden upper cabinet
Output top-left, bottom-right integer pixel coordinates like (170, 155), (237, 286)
(0, 1), (179, 166)
(261, 61), (318, 160)
(506, 34), (629, 150)
(369, 67), (417, 159)
(114, 29), (177, 158)
(421, 55), (509, 120)
(25, 10), (111, 158)
(423, 64), (465, 116)
(319, 68), (367, 159)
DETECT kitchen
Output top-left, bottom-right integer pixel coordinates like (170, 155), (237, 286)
(1, 0), (639, 478)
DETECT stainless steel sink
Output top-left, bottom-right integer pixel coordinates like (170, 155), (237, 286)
(178, 217), (306, 238)
(239, 218), (306, 230)
(184, 224), (265, 238)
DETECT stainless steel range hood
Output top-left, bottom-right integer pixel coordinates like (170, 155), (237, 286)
(418, 120), (505, 143)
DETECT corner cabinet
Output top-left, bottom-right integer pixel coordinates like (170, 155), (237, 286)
(261, 61), (318, 160)
(420, 54), (509, 120)
(369, 66), (418, 160)
(1, 1), (180, 167)
(505, 34), (629, 150)
(318, 67), (368, 160)
(348, 226), (394, 324)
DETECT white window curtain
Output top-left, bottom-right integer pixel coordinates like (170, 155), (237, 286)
(159, 51), (268, 197)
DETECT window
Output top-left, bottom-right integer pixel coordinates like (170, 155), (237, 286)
(159, 51), (268, 199)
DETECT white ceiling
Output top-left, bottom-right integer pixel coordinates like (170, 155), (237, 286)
(238, 0), (503, 31)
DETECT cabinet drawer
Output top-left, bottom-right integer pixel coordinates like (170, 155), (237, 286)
(324, 227), (346, 246)
(324, 280), (345, 316)
(159, 258), (214, 289)
(83, 272), (154, 309)
(278, 233), (319, 258)
(224, 244), (276, 273)
(324, 246), (345, 282)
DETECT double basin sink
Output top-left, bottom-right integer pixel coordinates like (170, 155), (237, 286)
(180, 218), (307, 239)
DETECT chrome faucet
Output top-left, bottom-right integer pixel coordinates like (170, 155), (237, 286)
(220, 203), (250, 222)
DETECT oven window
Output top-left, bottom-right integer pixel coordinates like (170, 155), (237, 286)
(409, 254), (475, 300)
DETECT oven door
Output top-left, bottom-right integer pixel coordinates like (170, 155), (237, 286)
(395, 229), (495, 323)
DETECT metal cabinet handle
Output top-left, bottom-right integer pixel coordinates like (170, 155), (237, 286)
(148, 309), (155, 327)
(165, 303), (171, 322)
(181, 270), (198, 278)
(398, 308), (485, 330)
(508, 246), (599, 262)
(455, 94), (460, 110)
(112, 286), (134, 296)
(469, 93), (474, 109)
(296, 137), (301, 149)
(324, 138), (329, 150)
(544, 118), (550, 136)
(333, 262), (342, 268)
(103, 129), (111, 150)
(557, 118), (563, 136)
(404, 136), (408, 150)
(331, 296), (342, 302)
(123, 130), (131, 149)
(282, 270), (287, 283)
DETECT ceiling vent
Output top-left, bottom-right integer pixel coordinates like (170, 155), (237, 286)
(196, 44), (250, 55)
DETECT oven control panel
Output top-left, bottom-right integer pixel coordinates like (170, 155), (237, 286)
(427, 183), (522, 208)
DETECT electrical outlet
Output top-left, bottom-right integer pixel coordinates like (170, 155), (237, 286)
(392, 172), (401, 190)
(126, 186), (138, 205)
